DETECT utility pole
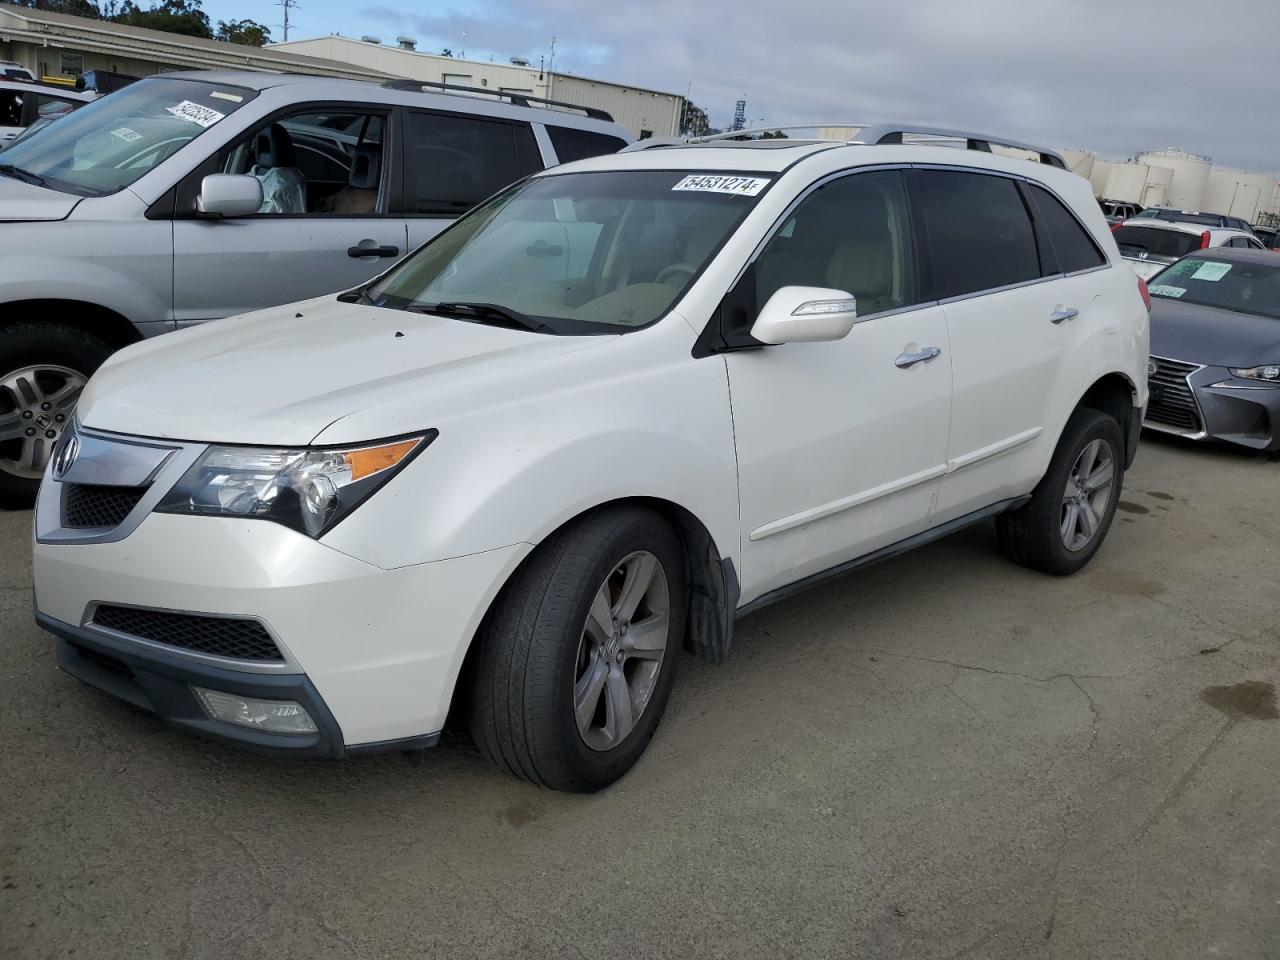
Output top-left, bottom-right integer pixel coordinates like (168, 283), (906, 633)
(548, 36), (556, 75)
(277, 0), (298, 42)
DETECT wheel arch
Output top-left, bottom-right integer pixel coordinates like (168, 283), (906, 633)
(1075, 371), (1141, 467)
(0, 299), (143, 351)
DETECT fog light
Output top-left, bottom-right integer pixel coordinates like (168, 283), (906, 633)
(192, 686), (318, 735)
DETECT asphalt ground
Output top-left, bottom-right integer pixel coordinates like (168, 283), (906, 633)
(2, 433), (1277, 959)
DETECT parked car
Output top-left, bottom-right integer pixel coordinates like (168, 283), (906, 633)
(1133, 207), (1255, 233)
(1250, 224), (1278, 249)
(0, 70), (631, 506)
(0, 60), (35, 83)
(0, 78), (94, 146)
(30, 125), (1149, 790)
(1111, 218), (1264, 279)
(1099, 199), (1141, 224)
(1144, 248), (1280, 450)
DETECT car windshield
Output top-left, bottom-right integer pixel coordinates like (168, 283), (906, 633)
(1148, 257), (1280, 320)
(366, 170), (772, 334)
(0, 77), (255, 197)
(1113, 225), (1204, 260)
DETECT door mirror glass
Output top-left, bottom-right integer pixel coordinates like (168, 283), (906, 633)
(751, 286), (858, 344)
(196, 173), (263, 218)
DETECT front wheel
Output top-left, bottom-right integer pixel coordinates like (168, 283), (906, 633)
(466, 507), (686, 792)
(996, 408), (1124, 575)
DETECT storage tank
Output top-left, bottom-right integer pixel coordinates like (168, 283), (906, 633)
(1139, 165), (1172, 209)
(1089, 158), (1113, 198)
(1102, 162), (1150, 203)
(1136, 148), (1211, 210)
(1204, 169), (1279, 222)
(1060, 149), (1095, 182)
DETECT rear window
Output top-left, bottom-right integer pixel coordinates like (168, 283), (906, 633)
(1112, 226), (1203, 260)
(1028, 184), (1106, 273)
(547, 126), (628, 164)
(1150, 210), (1221, 227)
(915, 170), (1040, 299)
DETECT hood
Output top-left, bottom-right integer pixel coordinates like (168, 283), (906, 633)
(0, 174), (82, 221)
(78, 296), (618, 445)
(1149, 297), (1280, 367)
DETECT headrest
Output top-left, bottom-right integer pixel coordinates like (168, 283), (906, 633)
(253, 123), (295, 169)
(348, 143), (381, 190)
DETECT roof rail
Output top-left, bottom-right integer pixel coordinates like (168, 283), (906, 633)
(381, 78), (614, 122)
(620, 122), (1068, 169)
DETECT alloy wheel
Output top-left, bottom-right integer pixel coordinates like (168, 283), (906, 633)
(1060, 438), (1115, 552)
(572, 550), (670, 752)
(0, 365), (85, 479)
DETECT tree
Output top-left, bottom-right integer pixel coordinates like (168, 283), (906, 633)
(216, 18), (270, 46)
(111, 0), (212, 39)
(679, 100), (709, 138)
(440, 48), (453, 58)
(11, 0), (104, 15)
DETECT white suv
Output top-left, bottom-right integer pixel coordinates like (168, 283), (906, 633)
(32, 125), (1150, 791)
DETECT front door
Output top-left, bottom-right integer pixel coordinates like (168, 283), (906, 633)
(172, 106), (407, 324)
(726, 169), (953, 604)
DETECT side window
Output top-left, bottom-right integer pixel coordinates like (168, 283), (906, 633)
(916, 170), (1040, 299)
(1027, 184), (1106, 273)
(753, 170), (919, 316)
(223, 109), (388, 216)
(404, 111), (541, 216)
(547, 125), (628, 164)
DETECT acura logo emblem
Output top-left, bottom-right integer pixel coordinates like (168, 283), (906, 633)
(53, 434), (79, 480)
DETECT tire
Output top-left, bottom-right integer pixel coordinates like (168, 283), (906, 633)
(467, 506), (686, 792)
(0, 321), (114, 509)
(996, 408), (1125, 576)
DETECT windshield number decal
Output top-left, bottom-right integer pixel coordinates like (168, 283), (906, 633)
(165, 100), (225, 129)
(672, 175), (770, 197)
(1148, 284), (1186, 298)
(109, 127), (142, 143)
(1190, 261), (1232, 282)
(209, 91), (244, 103)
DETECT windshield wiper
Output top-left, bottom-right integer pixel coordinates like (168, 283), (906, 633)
(416, 301), (552, 333)
(0, 163), (47, 187)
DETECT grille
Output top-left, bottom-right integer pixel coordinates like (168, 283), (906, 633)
(91, 606), (284, 662)
(63, 483), (147, 529)
(1145, 356), (1202, 433)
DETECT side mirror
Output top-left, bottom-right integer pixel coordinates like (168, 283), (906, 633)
(750, 286), (859, 345)
(196, 174), (263, 218)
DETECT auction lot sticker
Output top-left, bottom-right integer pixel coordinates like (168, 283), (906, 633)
(166, 100), (225, 128)
(672, 175), (771, 196)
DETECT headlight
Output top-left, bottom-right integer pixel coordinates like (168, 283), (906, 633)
(155, 432), (435, 537)
(1229, 364), (1280, 383)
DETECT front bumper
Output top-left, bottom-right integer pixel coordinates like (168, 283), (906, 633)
(1144, 361), (1280, 452)
(34, 508), (530, 752)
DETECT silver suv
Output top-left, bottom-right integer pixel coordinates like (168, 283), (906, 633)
(0, 70), (630, 505)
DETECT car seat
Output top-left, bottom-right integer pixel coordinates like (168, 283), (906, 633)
(321, 142), (381, 214)
(250, 123), (306, 214)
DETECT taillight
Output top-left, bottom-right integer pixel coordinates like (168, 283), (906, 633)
(1200, 231), (1211, 249)
(1110, 221), (1123, 232)
(1137, 276), (1151, 311)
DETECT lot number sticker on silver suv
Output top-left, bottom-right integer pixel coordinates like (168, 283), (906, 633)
(672, 175), (771, 196)
(165, 100), (225, 128)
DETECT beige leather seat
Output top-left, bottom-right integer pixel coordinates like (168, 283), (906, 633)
(825, 237), (895, 314)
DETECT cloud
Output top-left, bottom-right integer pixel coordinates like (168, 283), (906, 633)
(360, 0), (1280, 175)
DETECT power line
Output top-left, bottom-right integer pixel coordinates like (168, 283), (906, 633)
(277, 0), (299, 42)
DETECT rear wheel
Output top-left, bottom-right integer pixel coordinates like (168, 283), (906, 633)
(0, 322), (112, 509)
(467, 506), (686, 792)
(996, 408), (1124, 575)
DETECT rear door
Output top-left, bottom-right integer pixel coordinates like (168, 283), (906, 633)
(913, 168), (1101, 523)
(401, 109), (544, 251)
(172, 105), (405, 324)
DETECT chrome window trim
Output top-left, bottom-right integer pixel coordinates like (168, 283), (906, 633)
(81, 600), (303, 675)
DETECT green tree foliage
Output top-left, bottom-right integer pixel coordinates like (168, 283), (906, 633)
(11, 0), (104, 15)
(110, 0), (213, 39)
(215, 18), (271, 46)
(679, 101), (709, 138)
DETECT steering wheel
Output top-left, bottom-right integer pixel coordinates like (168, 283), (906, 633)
(655, 263), (696, 285)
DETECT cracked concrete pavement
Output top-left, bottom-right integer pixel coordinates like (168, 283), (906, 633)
(2, 434), (1278, 959)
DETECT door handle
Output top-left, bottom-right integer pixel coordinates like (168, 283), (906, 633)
(894, 346), (942, 369)
(347, 240), (400, 259)
(1049, 306), (1079, 324)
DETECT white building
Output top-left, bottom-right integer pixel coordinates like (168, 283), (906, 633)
(271, 35), (684, 140)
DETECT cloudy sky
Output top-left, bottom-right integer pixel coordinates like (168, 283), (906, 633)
(205, 0), (1280, 174)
